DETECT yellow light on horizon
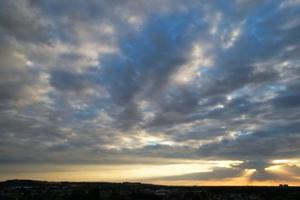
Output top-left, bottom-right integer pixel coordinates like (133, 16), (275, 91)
(272, 159), (299, 165)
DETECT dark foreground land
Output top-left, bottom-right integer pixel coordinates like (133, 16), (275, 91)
(0, 180), (299, 200)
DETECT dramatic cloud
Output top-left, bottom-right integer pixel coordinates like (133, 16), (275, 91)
(0, 0), (300, 184)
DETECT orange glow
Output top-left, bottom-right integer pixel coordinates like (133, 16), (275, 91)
(1, 162), (300, 186)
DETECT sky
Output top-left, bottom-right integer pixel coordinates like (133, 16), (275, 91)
(0, 0), (300, 186)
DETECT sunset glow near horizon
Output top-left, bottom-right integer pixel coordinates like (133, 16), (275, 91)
(1, 0), (300, 186)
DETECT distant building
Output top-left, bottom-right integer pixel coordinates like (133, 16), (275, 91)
(279, 184), (288, 187)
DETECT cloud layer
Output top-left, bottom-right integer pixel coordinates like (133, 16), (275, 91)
(0, 0), (300, 184)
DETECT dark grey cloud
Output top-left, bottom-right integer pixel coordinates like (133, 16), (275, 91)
(196, 122), (300, 160)
(272, 81), (300, 109)
(0, 0), (55, 43)
(99, 11), (208, 129)
(50, 69), (99, 93)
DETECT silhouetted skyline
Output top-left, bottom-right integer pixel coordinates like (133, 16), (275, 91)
(0, 0), (300, 185)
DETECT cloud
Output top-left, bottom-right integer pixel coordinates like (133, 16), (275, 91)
(155, 167), (243, 181)
(0, 0), (300, 184)
(196, 121), (300, 160)
(0, 0), (54, 43)
(147, 160), (300, 182)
